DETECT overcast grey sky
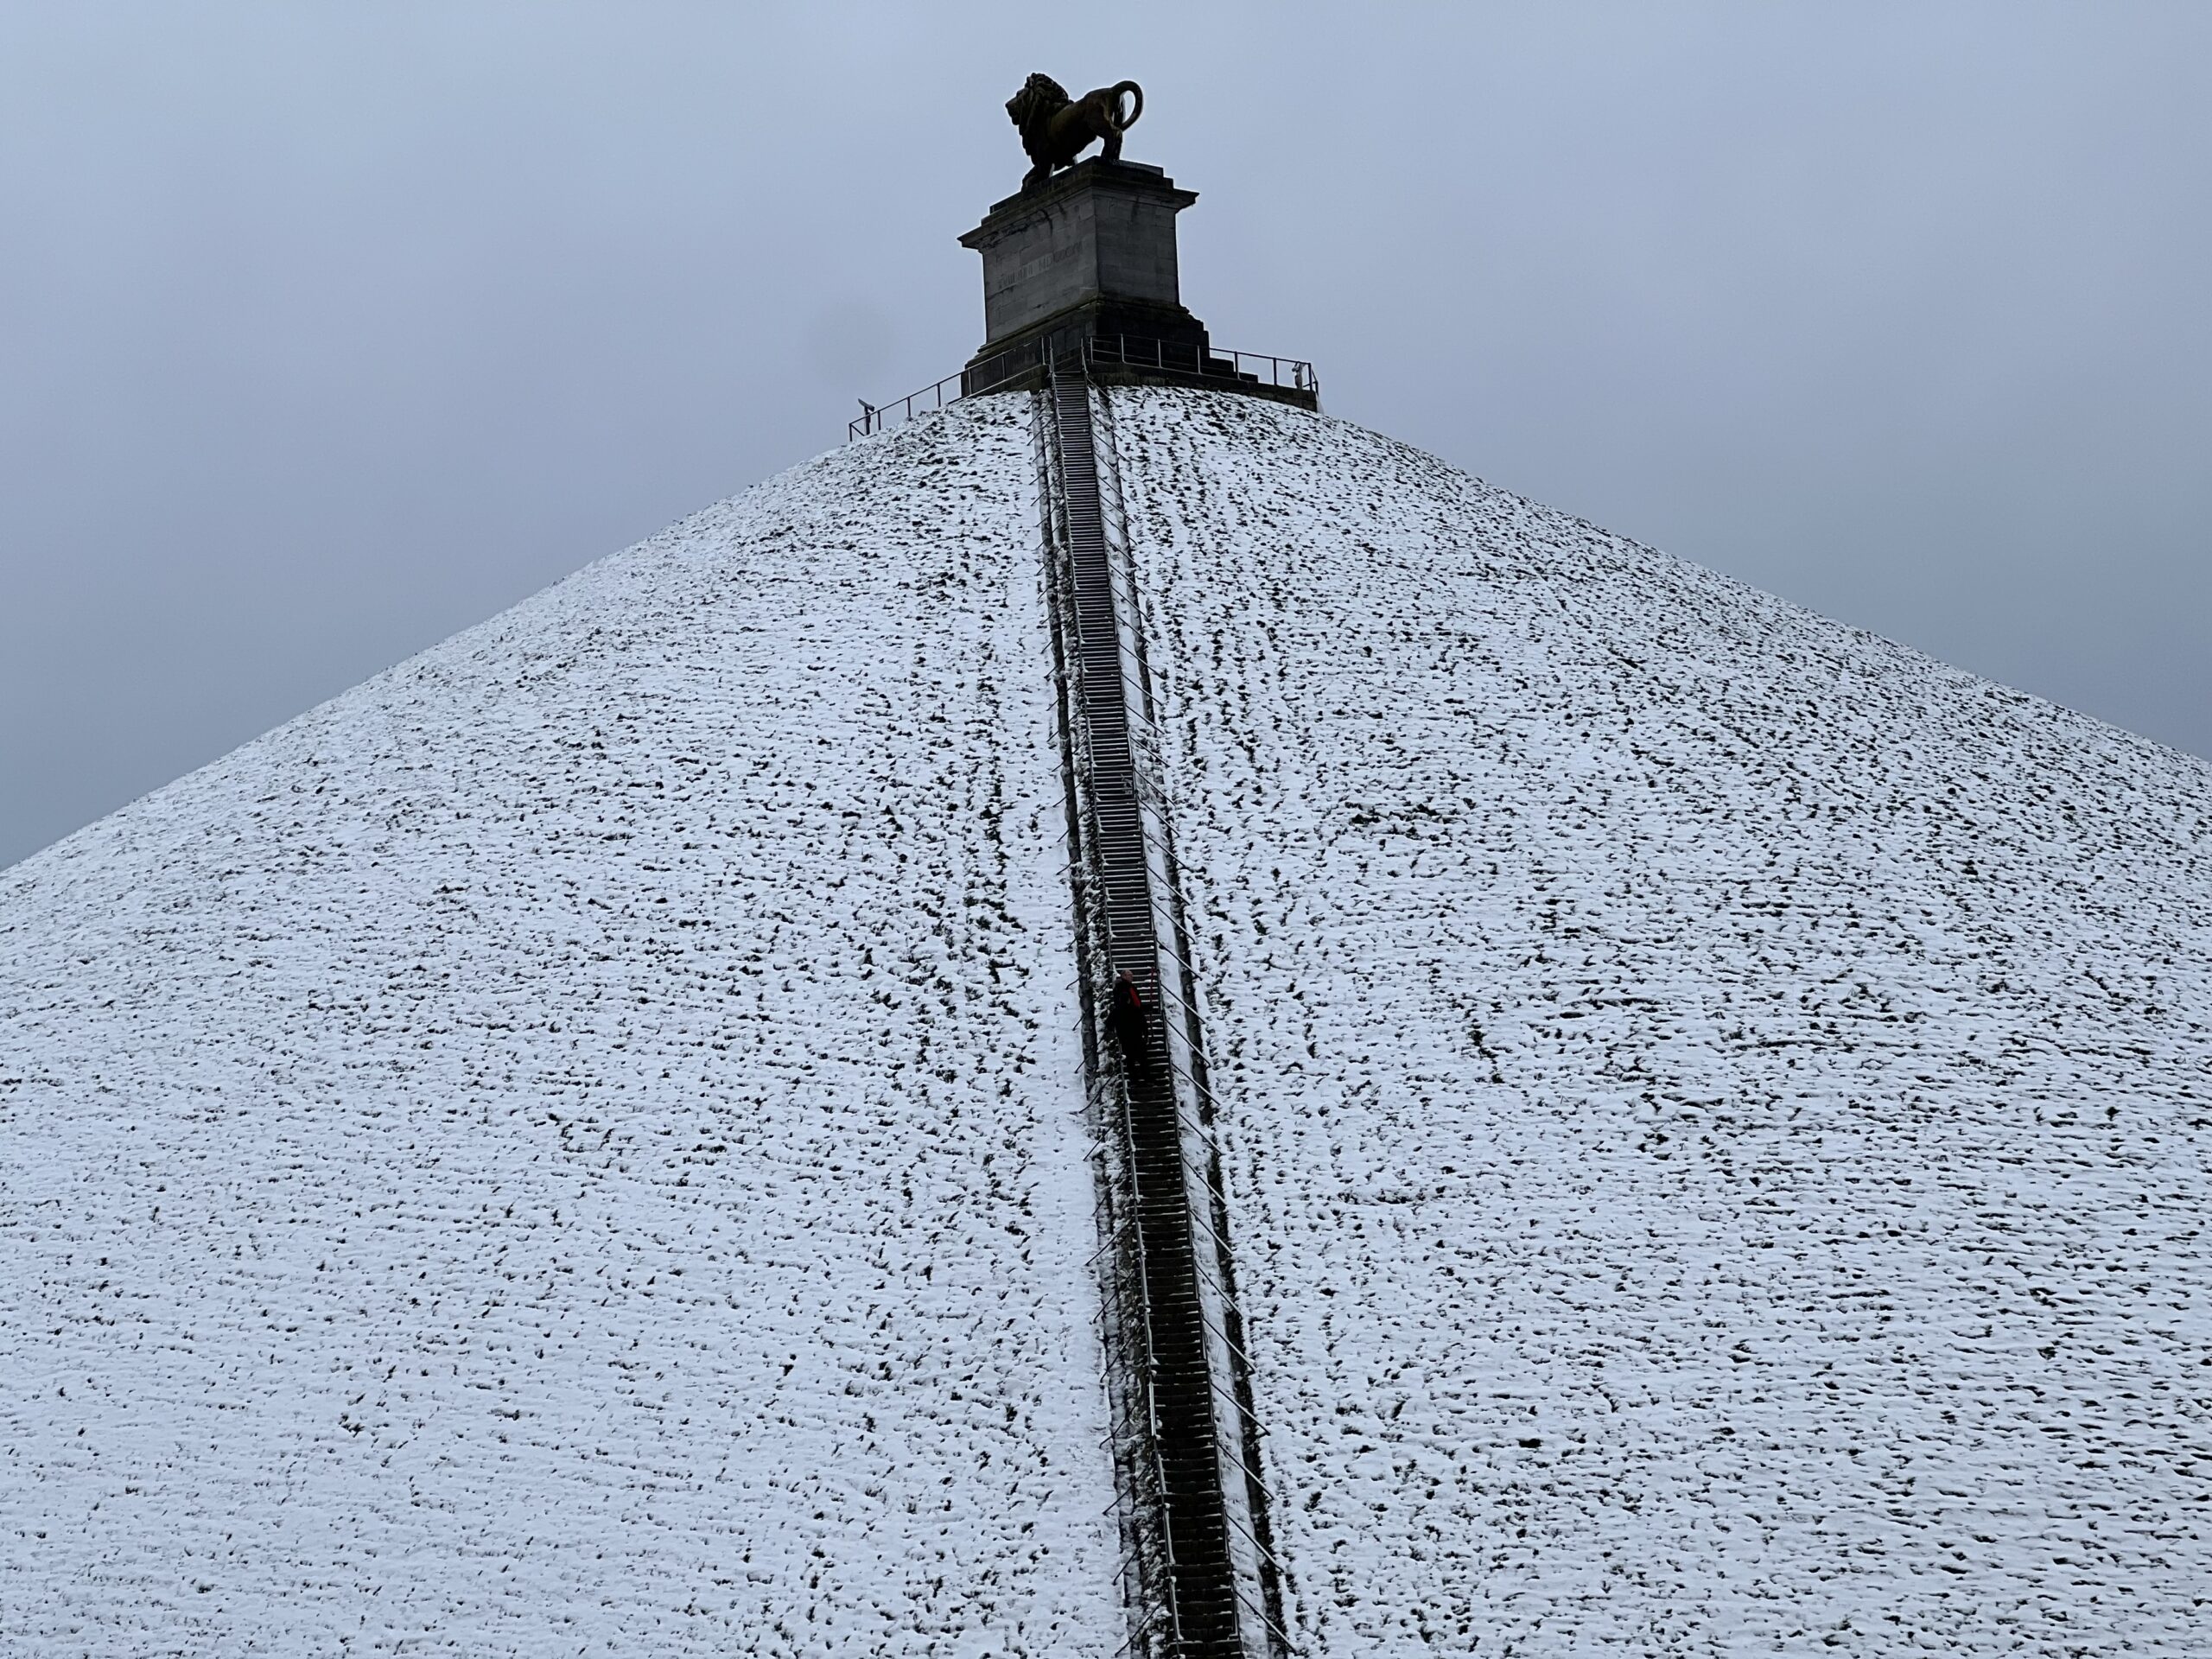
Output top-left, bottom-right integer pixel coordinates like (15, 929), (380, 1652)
(3, 3), (2206, 869)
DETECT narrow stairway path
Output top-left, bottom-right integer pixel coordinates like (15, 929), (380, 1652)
(1037, 367), (1289, 1659)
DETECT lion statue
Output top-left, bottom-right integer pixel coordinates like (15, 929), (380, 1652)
(1005, 73), (1144, 192)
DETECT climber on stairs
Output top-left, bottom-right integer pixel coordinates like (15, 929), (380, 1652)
(1109, 970), (1148, 1067)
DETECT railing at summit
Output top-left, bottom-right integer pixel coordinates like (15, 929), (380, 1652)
(848, 336), (1319, 441)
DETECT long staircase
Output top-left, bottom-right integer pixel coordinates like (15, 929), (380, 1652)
(1036, 365), (1290, 1658)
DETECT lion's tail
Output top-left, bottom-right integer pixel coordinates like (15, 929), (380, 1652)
(1110, 80), (1143, 131)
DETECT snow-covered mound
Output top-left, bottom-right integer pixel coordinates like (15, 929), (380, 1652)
(1113, 390), (2212, 1655)
(6, 384), (2209, 1657)
(0, 398), (1121, 1656)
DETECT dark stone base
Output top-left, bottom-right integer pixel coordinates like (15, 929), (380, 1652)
(963, 296), (1205, 387)
(964, 354), (1319, 412)
(963, 311), (1319, 411)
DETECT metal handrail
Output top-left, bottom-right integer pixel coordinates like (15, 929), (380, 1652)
(849, 334), (1319, 441)
(1081, 334), (1318, 396)
(846, 350), (1040, 442)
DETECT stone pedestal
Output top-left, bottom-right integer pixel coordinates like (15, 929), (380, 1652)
(956, 157), (1318, 410)
(959, 161), (1208, 387)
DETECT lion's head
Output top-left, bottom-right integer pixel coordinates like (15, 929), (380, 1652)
(1005, 73), (1069, 136)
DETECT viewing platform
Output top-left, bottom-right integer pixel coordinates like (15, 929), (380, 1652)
(850, 338), (1318, 441)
